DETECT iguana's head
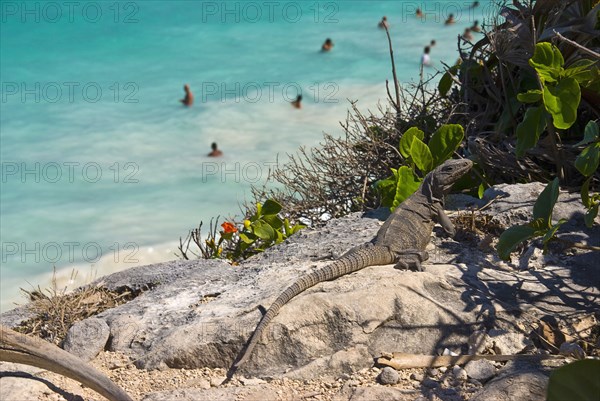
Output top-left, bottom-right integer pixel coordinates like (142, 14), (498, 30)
(428, 159), (473, 196)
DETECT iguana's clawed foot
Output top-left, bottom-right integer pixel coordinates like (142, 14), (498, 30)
(393, 250), (429, 272)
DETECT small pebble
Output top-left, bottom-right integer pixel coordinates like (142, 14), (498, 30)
(422, 377), (439, 388)
(378, 367), (399, 385)
(453, 365), (468, 381)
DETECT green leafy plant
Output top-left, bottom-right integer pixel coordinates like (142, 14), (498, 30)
(497, 178), (567, 260)
(375, 124), (464, 209)
(546, 359), (600, 401)
(575, 121), (600, 227)
(178, 199), (305, 262)
(515, 42), (597, 157)
(232, 199), (305, 260)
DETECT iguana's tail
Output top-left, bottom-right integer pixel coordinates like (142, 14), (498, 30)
(0, 325), (134, 401)
(228, 245), (394, 377)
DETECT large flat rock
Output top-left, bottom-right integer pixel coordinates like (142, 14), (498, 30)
(2, 183), (599, 395)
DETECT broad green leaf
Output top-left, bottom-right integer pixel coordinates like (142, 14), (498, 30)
(391, 166), (421, 210)
(581, 176), (592, 207)
(428, 124), (464, 166)
(478, 183), (485, 199)
(533, 178), (560, 228)
(374, 175), (397, 208)
(251, 219), (275, 240)
(497, 225), (536, 260)
(563, 59), (597, 83)
(575, 142), (600, 177)
(528, 217), (549, 235)
(285, 220), (305, 236)
(547, 359), (600, 401)
(584, 205), (599, 228)
(262, 214), (283, 230)
(529, 42), (563, 83)
(438, 72), (453, 97)
(542, 219), (567, 248)
(239, 232), (255, 244)
(575, 120), (599, 146)
(515, 106), (547, 157)
(542, 77), (581, 129)
(399, 127), (425, 158)
(584, 66), (600, 92)
(517, 89), (543, 103)
(262, 199), (282, 215)
(410, 137), (434, 173)
(254, 202), (262, 219)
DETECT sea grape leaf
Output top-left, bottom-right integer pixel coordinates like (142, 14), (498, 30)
(515, 106), (547, 157)
(547, 359), (600, 401)
(517, 89), (543, 103)
(399, 127), (425, 158)
(391, 166), (421, 210)
(575, 120), (599, 146)
(575, 143), (600, 177)
(584, 205), (599, 228)
(439, 72), (453, 97)
(542, 77), (581, 129)
(374, 175), (397, 208)
(563, 59), (597, 83)
(542, 219), (567, 249)
(262, 199), (282, 215)
(428, 124), (464, 166)
(410, 137), (434, 173)
(251, 220), (275, 240)
(532, 178), (560, 228)
(497, 225), (536, 260)
(529, 42), (563, 83)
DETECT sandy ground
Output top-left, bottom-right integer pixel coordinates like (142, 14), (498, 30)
(21, 350), (485, 401)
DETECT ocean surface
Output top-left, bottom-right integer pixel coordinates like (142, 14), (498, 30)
(0, 0), (498, 311)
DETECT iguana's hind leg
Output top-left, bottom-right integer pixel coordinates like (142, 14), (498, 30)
(394, 250), (429, 272)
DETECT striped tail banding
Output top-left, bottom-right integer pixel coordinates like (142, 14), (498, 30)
(229, 245), (394, 375)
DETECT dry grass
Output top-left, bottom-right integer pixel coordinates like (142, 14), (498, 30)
(15, 270), (140, 345)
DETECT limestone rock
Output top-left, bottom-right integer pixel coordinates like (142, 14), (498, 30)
(62, 317), (110, 361)
(378, 366), (399, 385)
(471, 370), (548, 401)
(1, 183), (598, 391)
(333, 385), (417, 401)
(465, 359), (496, 383)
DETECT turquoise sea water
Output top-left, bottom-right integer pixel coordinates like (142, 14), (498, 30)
(1, 0), (498, 311)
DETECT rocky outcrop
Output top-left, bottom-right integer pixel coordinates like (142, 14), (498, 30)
(1, 183), (598, 401)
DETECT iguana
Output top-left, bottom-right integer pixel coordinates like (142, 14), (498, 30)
(227, 158), (473, 378)
(0, 325), (133, 401)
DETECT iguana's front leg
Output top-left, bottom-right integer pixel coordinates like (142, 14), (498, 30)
(435, 204), (455, 237)
(394, 250), (429, 272)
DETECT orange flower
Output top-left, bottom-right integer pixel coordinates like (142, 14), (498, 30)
(221, 222), (238, 234)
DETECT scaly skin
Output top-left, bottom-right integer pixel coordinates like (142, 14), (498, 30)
(228, 159), (473, 378)
(0, 325), (134, 401)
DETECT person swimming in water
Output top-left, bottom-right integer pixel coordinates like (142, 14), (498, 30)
(471, 20), (481, 32)
(321, 38), (334, 52)
(445, 13), (455, 25)
(421, 46), (431, 67)
(208, 142), (223, 157)
(180, 84), (194, 106)
(378, 16), (389, 29)
(416, 8), (423, 18)
(462, 28), (473, 41)
(291, 95), (302, 109)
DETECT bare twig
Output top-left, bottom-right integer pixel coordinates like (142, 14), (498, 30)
(553, 30), (600, 60)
